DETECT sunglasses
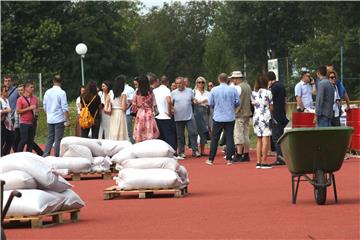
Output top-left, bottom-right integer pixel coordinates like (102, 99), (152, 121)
(197, 81), (205, 84)
(329, 76), (336, 79)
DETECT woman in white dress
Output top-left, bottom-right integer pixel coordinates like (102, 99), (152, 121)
(98, 81), (113, 139)
(251, 74), (273, 169)
(109, 75), (128, 141)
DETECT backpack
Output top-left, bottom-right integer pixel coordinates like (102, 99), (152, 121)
(79, 95), (98, 129)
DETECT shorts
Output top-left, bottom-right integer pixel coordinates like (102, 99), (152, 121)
(234, 117), (250, 145)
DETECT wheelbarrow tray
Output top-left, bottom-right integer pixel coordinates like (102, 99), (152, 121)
(278, 127), (353, 175)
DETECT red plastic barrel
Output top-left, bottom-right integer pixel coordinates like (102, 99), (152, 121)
(346, 108), (360, 151)
(292, 112), (316, 128)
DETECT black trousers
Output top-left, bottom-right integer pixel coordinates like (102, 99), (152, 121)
(156, 118), (177, 151)
(1, 122), (14, 156)
(17, 123), (36, 152)
(81, 120), (100, 139)
(209, 120), (235, 161)
(271, 122), (287, 162)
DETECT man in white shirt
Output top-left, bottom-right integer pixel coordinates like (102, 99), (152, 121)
(42, 75), (70, 157)
(153, 76), (177, 151)
(294, 70), (316, 111)
(124, 81), (135, 143)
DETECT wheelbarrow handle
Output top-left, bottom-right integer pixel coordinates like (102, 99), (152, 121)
(1, 191), (22, 223)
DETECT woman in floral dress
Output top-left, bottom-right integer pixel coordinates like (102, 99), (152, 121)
(251, 74), (273, 169)
(132, 75), (160, 143)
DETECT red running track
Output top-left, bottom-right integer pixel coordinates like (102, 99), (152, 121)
(5, 151), (360, 239)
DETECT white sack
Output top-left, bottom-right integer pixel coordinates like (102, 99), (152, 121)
(97, 139), (132, 157)
(3, 189), (65, 216)
(132, 139), (175, 158)
(111, 146), (135, 164)
(0, 152), (58, 189)
(39, 176), (73, 193)
(0, 170), (37, 190)
(117, 157), (180, 171)
(177, 165), (190, 185)
(62, 145), (93, 160)
(60, 136), (104, 157)
(116, 168), (183, 190)
(91, 156), (111, 172)
(48, 189), (85, 210)
(45, 156), (92, 173)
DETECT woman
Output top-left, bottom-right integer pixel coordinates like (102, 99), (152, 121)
(0, 85), (14, 156)
(109, 75), (128, 141)
(328, 70), (341, 126)
(75, 86), (85, 137)
(251, 74), (273, 169)
(98, 81), (113, 139)
(132, 75), (160, 143)
(193, 76), (210, 156)
(80, 81), (101, 139)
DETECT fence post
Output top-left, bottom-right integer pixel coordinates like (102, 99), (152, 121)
(39, 73), (42, 101)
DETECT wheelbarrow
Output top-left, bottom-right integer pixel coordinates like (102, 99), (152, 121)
(1, 180), (22, 240)
(278, 127), (354, 205)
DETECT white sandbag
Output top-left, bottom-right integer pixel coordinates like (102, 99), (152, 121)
(45, 156), (92, 173)
(48, 189), (85, 210)
(91, 156), (111, 172)
(0, 152), (58, 189)
(97, 139), (132, 157)
(0, 170), (37, 190)
(117, 157), (180, 171)
(60, 136), (105, 157)
(39, 176), (73, 193)
(177, 165), (190, 185)
(115, 168), (183, 190)
(132, 139), (175, 158)
(62, 145), (93, 160)
(111, 146), (135, 164)
(3, 189), (65, 216)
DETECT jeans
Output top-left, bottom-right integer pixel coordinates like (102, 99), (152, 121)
(271, 122), (287, 162)
(17, 123), (36, 152)
(156, 118), (177, 151)
(175, 120), (198, 154)
(43, 122), (65, 157)
(209, 120), (235, 161)
(317, 115), (332, 127)
(126, 115), (135, 144)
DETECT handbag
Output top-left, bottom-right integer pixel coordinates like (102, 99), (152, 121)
(130, 105), (137, 117)
(104, 95), (112, 115)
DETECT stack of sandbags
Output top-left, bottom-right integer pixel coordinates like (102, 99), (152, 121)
(111, 139), (189, 190)
(0, 152), (85, 216)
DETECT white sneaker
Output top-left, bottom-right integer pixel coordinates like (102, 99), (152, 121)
(174, 155), (184, 160)
(205, 160), (213, 165)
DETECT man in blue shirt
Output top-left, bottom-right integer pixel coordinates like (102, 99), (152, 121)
(42, 75), (70, 157)
(206, 73), (240, 165)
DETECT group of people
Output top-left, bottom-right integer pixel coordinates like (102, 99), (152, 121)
(1, 64), (350, 169)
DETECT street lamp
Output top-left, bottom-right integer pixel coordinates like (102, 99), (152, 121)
(75, 43), (88, 86)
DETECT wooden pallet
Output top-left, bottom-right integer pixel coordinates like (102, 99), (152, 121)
(3, 209), (80, 228)
(66, 171), (113, 181)
(103, 185), (188, 200)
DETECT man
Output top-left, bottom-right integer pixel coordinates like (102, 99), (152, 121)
(267, 71), (289, 166)
(326, 64), (350, 111)
(294, 70), (316, 112)
(3, 75), (19, 151)
(16, 81), (39, 152)
(206, 73), (240, 165)
(148, 72), (159, 90)
(171, 77), (200, 158)
(315, 65), (334, 127)
(124, 77), (135, 143)
(207, 82), (214, 91)
(42, 75), (70, 157)
(231, 71), (252, 162)
(183, 77), (190, 88)
(154, 76), (177, 151)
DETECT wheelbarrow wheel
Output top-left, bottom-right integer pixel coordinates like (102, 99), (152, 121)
(314, 170), (327, 205)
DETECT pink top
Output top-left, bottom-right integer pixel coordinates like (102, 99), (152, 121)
(16, 95), (38, 124)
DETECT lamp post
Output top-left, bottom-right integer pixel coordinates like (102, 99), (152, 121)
(75, 43), (88, 86)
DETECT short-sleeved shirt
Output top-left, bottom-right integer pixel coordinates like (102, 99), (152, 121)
(123, 84), (135, 115)
(81, 95), (101, 119)
(171, 88), (194, 122)
(153, 85), (171, 120)
(16, 95), (39, 124)
(270, 81), (288, 125)
(194, 89), (210, 107)
(294, 80), (313, 109)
